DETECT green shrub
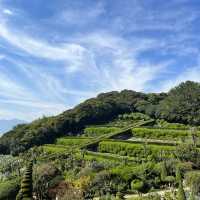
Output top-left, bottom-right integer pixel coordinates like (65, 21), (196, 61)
(185, 171), (200, 195)
(20, 161), (33, 199)
(98, 141), (175, 159)
(0, 179), (19, 200)
(83, 151), (136, 164)
(119, 112), (151, 121)
(56, 137), (91, 146)
(42, 145), (68, 153)
(131, 179), (145, 193)
(132, 128), (193, 140)
(155, 119), (190, 130)
(177, 180), (186, 200)
(84, 127), (120, 137)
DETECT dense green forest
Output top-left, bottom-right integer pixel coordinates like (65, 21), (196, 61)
(1, 81), (200, 200)
(1, 81), (200, 155)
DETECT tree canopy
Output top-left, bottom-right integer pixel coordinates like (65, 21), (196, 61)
(1, 81), (200, 155)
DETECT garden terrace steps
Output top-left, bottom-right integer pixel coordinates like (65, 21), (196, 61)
(132, 127), (200, 140)
(80, 119), (155, 151)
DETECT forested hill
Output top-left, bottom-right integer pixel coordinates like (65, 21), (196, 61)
(1, 80), (200, 155)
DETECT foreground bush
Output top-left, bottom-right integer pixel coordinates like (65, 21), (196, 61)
(185, 171), (200, 196)
(33, 162), (63, 199)
(0, 179), (19, 200)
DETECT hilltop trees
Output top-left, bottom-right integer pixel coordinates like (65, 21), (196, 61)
(0, 90), (148, 155)
(1, 81), (200, 155)
(156, 81), (200, 124)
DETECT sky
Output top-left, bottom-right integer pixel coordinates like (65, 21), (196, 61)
(0, 0), (200, 121)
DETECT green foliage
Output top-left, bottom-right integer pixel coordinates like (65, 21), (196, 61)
(2, 81), (200, 155)
(0, 90), (148, 154)
(116, 191), (124, 200)
(130, 194), (161, 200)
(175, 143), (200, 166)
(132, 128), (192, 140)
(33, 162), (63, 199)
(176, 167), (182, 183)
(84, 151), (136, 164)
(84, 127), (120, 137)
(177, 181), (186, 200)
(119, 112), (151, 121)
(81, 127), (134, 151)
(0, 179), (20, 200)
(110, 162), (159, 190)
(99, 141), (175, 159)
(131, 179), (144, 193)
(108, 112), (154, 128)
(16, 190), (23, 200)
(185, 171), (200, 195)
(157, 81), (200, 125)
(189, 192), (195, 200)
(155, 119), (189, 130)
(3, 81), (200, 199)
(160, 162), (167, 182)
(0, 155), (23, 180)
(42, 144), (69, 153)
(56, 137), (91, 146)
(20, 161), (33, 199)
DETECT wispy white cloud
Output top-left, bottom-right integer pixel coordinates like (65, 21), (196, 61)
(0, 12), (168, 93)
(0, 67), (69, 120)
(0, 0), (199, 121)
(111, 1), (199, 33)
(52, 2), (105, 26)
(2, 8), (13, 15)
(0, 22), (85, 61)
(74, 31), (171, 92)
(158, 66), (200, 92)
(0, 54), (97, 121)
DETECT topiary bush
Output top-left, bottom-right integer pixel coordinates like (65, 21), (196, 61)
(17, 160), (33, 200)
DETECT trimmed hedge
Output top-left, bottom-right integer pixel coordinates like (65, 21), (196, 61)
(107, 139), (177, 146)
(20, 161), (33, 199)
(132, 128), (195, 140)
(84, 127), (120, 137)
(98, 141), (175, 158)
(84, 151), (139, 163)
(42, 145), (69, 153)
(155, 119), (190, 130)
(81, 120), (154, 150)
(119, 112), (151, 121)
(56, 137), (91, 146)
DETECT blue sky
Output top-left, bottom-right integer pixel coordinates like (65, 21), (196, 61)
(0, 0), (200, 121)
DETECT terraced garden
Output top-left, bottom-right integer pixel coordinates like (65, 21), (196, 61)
(33, 117), (200, 198)
(4, 115), (199, 200)
(131, 127), (199, 140)
(41, 120), (199, 160)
